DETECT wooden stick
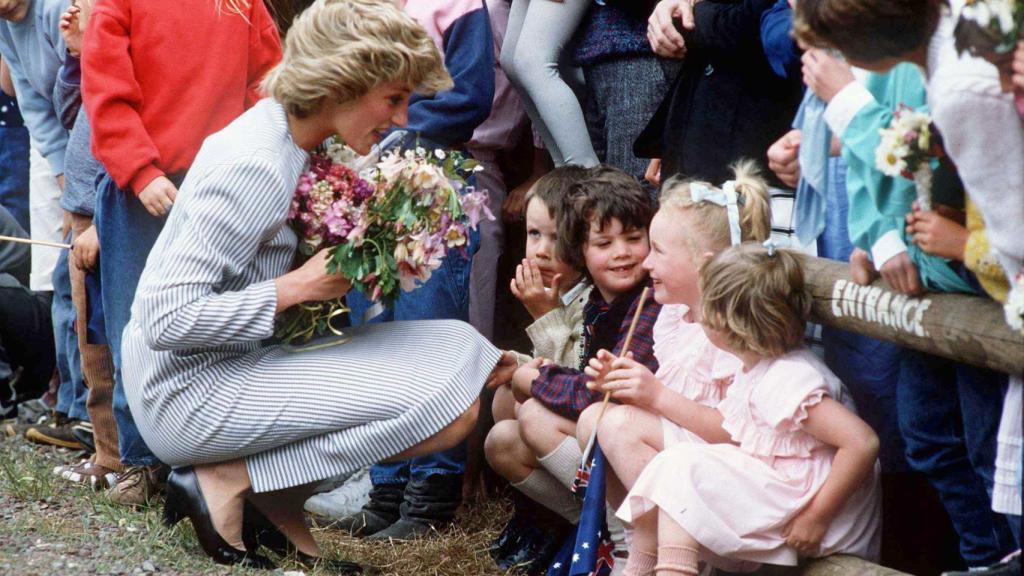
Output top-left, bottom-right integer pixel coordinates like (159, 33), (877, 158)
(0, 235), (71, 249)
(595, 286), (650, 421)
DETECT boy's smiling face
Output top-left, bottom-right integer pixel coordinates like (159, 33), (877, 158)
(584, 217), (649, 304)
(0, 0), (29, 22)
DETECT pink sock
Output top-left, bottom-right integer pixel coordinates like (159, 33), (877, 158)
(622, 549), (658, 576)
(655, 544), (699, 575)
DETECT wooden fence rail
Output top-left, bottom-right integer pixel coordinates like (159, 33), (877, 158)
(803, 258), (1023, 375)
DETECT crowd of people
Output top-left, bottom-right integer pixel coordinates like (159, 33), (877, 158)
(0, 0), (1021, 574)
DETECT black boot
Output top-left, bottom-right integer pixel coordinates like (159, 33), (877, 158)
(332, 481), (404, 537)
(366, 473), (462, 542)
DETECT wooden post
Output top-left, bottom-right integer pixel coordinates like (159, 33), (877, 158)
(803, 258), (1023, 375)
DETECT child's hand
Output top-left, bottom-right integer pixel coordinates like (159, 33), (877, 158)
(592, 352), (664, 410)
(60, 6), (83, 58)
(801, 49), (855, 103)
(138, 176), (178, 217)
(584, 349), (617, 391)
(782, 507), (829, 555)
(511, 356), (547, 402)
(848, 248), (878, 286)
(486, 350), (519, 390)
(71, 223), (100, 271)
(906, 207), (967, 262)
(511, 258), (562, 320)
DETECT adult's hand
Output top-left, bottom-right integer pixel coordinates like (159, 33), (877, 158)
(767, 129), (802, 188)
(274, 248), (352, 313)
(648, 0), (697, 59)
(848, 248), (878, 286)
(71, 224), (100, 271)
(644, 158), (662, 188)
(801, 49), (855, 103)
(486, 350), (520, 390)
(878, 252), (924, 296)
(138, 176), (178, 217)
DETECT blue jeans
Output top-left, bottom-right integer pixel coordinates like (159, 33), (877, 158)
(898, 350), (1017, 566)
(348, 235), (477, 484)
(52, 235), (89, 421)
(0, 126), (30, 233)
(818, 159), (907, 473)
(94, 172), (164, 466)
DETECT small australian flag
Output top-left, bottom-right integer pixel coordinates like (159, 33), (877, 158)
(547, 444), (615, 576)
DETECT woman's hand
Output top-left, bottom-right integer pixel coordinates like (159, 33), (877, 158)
(783, 507), (830, 556)
(587, 351), (664, 410)
(511, 357), (547, 403)
(645, 159), (662, 188)
(511, 258), (562, 319)
(486, 350), (520, 390)
(906, 207), (968, 262)
(274, 248), (352, 313)
(71, 224), (100, 271)
(767, 129), (802, 188)
(648, 0), (693, 59)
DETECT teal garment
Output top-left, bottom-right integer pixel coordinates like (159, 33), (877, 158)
(838, 64), (972, 294)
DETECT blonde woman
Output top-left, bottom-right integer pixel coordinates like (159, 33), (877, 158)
(120, 1), (502, 571)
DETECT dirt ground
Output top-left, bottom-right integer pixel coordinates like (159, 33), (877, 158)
(0, 437), (516, 576)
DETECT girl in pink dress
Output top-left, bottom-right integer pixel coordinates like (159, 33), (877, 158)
(617, 243), (881, 575)
(576, 161), (771, 518)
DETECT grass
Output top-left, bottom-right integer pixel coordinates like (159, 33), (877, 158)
(0, 437), (516, 576)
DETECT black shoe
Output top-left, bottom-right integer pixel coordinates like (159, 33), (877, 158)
(942, 553), (1021, 576)
(366, 473), (462, 542)
(162, 467), (276, 569)
(333, 482), (404, 537)
(242, 501), (363, 574)
(488, 514), (528, 562)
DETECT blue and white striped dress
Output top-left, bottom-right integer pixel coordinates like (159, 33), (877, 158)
(121, 99), (501, 493)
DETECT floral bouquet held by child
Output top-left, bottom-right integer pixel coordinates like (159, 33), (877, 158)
(276, 143), (491, 345)
(875, 105), (942, 211)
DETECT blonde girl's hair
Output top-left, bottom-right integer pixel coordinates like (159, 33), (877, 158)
(657, 160), (772, 256)
(699, 243), (811, 358)
(261, 0), (453, 118)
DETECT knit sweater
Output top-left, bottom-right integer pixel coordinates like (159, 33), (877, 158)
(574, 3), (654, 67)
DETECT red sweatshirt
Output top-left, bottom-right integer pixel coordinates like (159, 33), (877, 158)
(82, 0), (282, 195)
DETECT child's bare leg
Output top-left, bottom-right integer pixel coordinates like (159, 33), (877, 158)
(486, 417), (580, 522)
(518, 399), (581, 489)
(622, 510), (658, 576)
(577, 403), (629, 506)
(598, 405), (665, 508)
(492, 385), (518, 423)
(656, 508), (701, 575)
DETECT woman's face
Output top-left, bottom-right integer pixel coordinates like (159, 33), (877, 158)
(331, 81), (413, 155)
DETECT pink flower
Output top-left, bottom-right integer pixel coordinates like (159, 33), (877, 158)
(459, 187), (494, 228)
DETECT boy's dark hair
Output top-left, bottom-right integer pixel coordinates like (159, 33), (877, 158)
(793, 0), (942, 64)
(523, 164), (592, 219)
(557, 165), (653, 272)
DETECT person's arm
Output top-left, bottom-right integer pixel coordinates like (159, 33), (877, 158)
(135, 160), (346, 351)
(405, 6), (495, 147)
(759, 0), (799, 79)
(0, 45), (67, 175)
(684, 0), (777, 60)
(0, 56), (13, 97)
(783, 398), (880, 554)
(245, 0), (283, 108)
(53, 55), (82, 131)
(81, 3), (162, 194)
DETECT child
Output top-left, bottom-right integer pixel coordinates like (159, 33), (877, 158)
(484, 164), (591, 570)
(81, 0), (281, 505)
(617, 242), (881, 575)
(485, 165), (659, 565)
(578, 161), (771, 516)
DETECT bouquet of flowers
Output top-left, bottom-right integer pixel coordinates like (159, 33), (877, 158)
(875, 105), (941, 211)
(955, 0), (1024, 113)
(275, 141), (491, 345)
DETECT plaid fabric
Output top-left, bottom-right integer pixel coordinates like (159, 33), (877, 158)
(531, 281), (660, 419)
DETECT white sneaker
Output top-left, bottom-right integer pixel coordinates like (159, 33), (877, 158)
(304, 467), (373, 520)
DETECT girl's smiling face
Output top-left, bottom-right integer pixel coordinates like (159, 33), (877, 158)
(643, 208), (708, 310)
(584, 217), (649, 303)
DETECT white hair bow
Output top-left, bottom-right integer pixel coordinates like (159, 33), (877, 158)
(690, 181), (742, 247)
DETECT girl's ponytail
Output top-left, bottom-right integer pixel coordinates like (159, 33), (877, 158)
(730, 160), (772, 243)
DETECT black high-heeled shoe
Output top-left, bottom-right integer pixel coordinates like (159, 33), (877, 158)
(162, 466), (276, 569)
(242, 501), (364, 574)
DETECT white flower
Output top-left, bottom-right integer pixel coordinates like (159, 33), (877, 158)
(434, 148), (446, 160)
(1005, 273), (1024, 334)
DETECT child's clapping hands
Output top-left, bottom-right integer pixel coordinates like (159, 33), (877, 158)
(511, 258), (564, 319)
(585, 349), (666, 411)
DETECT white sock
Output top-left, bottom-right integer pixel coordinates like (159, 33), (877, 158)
(537, 437), (583, 491)
(512, 468), (581, 524)
(607, 506), (629, 556)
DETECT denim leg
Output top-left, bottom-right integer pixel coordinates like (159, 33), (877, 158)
(95, 173), (163, 466)
(370, 461), (411, 486)
(0, 126), (31, 233)
(52, 239), (89, 421)
(956, 365), (1017, 555)
(898, 350), (1014, 566)
(408, 443), (467, 480)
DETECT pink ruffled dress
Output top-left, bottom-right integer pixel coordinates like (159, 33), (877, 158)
(653, 305), (741, 447)
(618, 348), (881, 569)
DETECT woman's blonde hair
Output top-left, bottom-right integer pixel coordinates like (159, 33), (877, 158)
(699, 242), (810, 358)
(261, 0), (453, 118)
(657, 160), (772, 256)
